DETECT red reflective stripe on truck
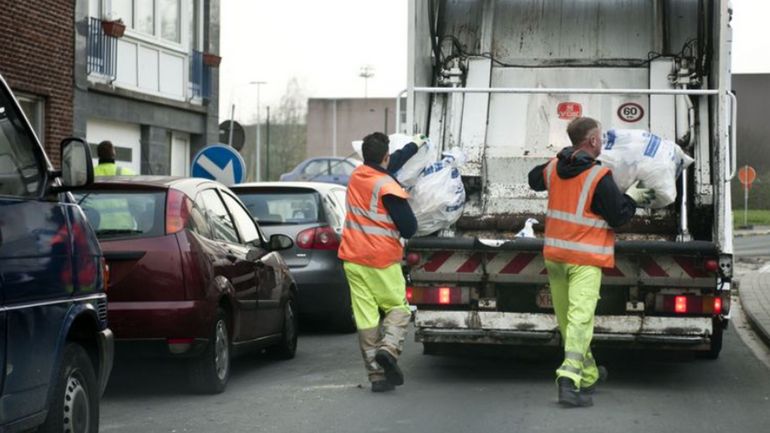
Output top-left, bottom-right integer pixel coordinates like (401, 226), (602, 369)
(457, 253), (494, 273)
(640, 256), (669, 277)
(421, 251), (453, 272)
(500, 253), (537, 274)
(602, 266), (624, 277)
(673, 256), (709, 278)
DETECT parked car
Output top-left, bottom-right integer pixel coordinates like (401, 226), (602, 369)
(75, 177), (298, 394)
(231, 182), (355, 332)
(279, 157), (361, 185)
(0, 73), (113, 432)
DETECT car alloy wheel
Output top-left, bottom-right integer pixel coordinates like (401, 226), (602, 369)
(214, 319), (230, 381)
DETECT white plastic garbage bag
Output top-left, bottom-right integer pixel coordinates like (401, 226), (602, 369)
(352, 133), (435, 188)
(409, 147), (467, 236)
(598, 129), (694, 209)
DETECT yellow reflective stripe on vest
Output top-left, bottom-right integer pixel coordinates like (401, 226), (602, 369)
(575, 165), (604, 215)
(544, 238), (614, 255)
(546, 210), (609, 229)
(545, 159), (555, 190)
(345, 220), (400, 239)
(370, 175), (394, 212)
(347, 204), (393, 223)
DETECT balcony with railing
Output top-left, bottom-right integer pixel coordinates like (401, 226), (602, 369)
(86, 17), (117, 80)
(190, 50), (212, 100)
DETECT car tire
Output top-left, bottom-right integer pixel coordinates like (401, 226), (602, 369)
(188, 309), (230, 394)
(40, 342), (100, 433)
(270, 297), (299, 359)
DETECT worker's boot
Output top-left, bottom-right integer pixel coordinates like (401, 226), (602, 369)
(581, 366), (608, 395)
(557, 377), (593, 407)
(371, 380), (395, 393)
(375, 349), (404, 386)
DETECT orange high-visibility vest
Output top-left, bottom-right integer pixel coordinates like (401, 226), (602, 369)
(338, 165), (409, 268)
(542, 158), (615, 268)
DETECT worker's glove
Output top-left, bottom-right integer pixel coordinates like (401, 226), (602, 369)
(412, 133), (428, 147)
(626, 181), (656, 206)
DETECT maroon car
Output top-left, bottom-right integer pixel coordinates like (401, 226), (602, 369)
(75, 176), (298, 394)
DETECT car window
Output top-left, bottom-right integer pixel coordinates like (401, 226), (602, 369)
(323, 194), (341, 229)
(76, 191), (165, 240)
(330, 160), (355, 176)
(220, 191), (261, 244)
(199, 189), (239, 244)
(187, 199), (212, 238)
(0, 89), (43, 197)
(237, 190), (321, 224)
(303, 160), (329, 176)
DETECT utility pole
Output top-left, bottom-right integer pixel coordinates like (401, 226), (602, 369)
(332, 99), (337, 157)
(250, 81), (267, 181)
(228, 104), (235, 146)
(266, 106), (271, 180)
(359, 65), (375, 98)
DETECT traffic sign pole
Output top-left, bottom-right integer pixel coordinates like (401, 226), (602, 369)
(738, 165), (757, 228)
(744, 167), (749, 227)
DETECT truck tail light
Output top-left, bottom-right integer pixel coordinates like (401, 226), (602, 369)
(674, 296), (688, 314)
(166, 189), (192, 234)
(296, 226), (340, 250)
(406, 252), (421, 266)
(704, 259), (719, 273)
(407, 286), (469, 305)
(713, 297), (722, 315)
(101, 258), (110, 292)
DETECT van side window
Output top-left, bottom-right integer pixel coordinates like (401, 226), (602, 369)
(0, 91), (43, 197)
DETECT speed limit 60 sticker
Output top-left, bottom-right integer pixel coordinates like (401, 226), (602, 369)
(617, 102), (644, 123)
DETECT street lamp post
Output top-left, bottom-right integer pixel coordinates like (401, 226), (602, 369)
(250, 81), (267, 181)
(359, 65), (375, 98)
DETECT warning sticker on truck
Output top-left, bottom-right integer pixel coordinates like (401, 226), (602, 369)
(557, 102), (582, 120)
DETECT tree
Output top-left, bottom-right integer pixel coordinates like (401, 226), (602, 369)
(264, 77), (307, 180)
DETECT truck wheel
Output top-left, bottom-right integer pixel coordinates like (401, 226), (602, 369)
(189, 309), (230, 394)
(699, 320), (724, 360)
(270, 297), (299, 359)
(40, 342), (100, 433)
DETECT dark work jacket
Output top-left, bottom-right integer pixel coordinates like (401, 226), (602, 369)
(364, 142), (419, 238)
(528, 147), (637, 229)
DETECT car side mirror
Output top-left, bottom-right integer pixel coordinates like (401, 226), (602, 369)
(56, 137), (94, 190)
(268, 234), (293, 251)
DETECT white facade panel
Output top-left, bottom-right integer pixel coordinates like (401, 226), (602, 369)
(115, 40), (138, 87)
(159, 52), (185, 98)
(170, 132), (191, 176)
(138, 46), (159, 92)
(87, 118), (142, 175)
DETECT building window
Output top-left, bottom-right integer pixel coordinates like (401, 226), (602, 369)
(15, 93), (45, 144)
(108, 0), (183, 44)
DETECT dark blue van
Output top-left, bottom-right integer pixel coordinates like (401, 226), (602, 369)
(0, 74), (113, 432)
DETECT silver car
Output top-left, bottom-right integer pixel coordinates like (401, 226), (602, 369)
(231, 182), (355, 332)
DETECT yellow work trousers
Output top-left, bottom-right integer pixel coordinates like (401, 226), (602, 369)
(545, 260), (602, 389)
(343, 261), (411, 382)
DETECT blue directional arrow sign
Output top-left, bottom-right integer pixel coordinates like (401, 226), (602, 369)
(191, 144), (246, 186)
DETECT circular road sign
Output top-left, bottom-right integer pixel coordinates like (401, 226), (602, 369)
(739, 165), (757, 186)
(191, 144), (246, 186)
(218, 120), (245, 151)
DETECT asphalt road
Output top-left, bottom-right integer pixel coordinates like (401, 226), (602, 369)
(735, 234), (770, 257)
(101, 321), (770, 433)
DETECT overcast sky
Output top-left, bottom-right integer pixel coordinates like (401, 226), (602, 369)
(219, 0), (769, 122)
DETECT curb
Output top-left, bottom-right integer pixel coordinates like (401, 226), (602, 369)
(734, 231), (770, 238)
(738, 275), (770, 349)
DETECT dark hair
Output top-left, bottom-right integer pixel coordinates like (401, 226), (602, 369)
(97, 140), (115, 160)
(361, 132), (389, 164)
(566, 117), (600, 146)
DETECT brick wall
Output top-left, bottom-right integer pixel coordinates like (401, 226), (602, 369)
(0, 0), (74, 166)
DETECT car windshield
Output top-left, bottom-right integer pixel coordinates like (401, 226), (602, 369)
(237, 191), (321, 225)
(74, 191), (166, 239)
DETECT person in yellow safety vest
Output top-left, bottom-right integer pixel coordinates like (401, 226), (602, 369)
(528, 117), (655, 407)
(338, 132), (423, 393)
(94, 140), (135, 177)
(92, 140), (136, 230)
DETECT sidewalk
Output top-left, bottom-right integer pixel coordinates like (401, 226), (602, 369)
(734, 225), (770, 238)
(738, 272), (770, 347)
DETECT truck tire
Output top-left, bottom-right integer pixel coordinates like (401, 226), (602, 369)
(270, 297), (299, 359)
(40, 342), (100, 433)
(188, 309), (230, 394)
(699, 319), (724, 360)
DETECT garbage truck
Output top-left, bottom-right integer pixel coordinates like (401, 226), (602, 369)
(398, 0), (736, 359)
